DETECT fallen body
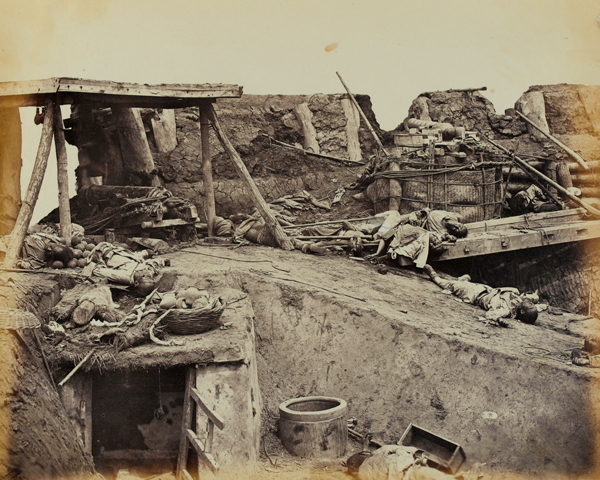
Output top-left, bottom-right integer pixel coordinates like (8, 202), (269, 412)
(423, 264), (539, 326)
(368, 209), (467, 267)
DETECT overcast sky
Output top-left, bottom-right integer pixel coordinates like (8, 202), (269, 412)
(2, 0), (599, 222)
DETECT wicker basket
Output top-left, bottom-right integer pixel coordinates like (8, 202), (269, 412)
(160, 297), (225, 335)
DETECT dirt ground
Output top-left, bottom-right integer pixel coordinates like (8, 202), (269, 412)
(3, 240), (600, 480)
(164, 243), (600, 480)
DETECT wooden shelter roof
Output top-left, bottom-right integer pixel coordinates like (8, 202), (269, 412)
(0, 77), (243, 108)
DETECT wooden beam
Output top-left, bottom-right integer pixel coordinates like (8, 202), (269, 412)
(151, 109), (177, 153)
(437, 219), (600, 261)
(293, 103), (320, 154)
(112, 107), (158, 186)
(465, 208), (587, 234)
(485, 136), (600, 217)
(176, 366), (196, 480)
(516, 111), (589, 170)
(262, 134), (364, 165)
(336, 72), (389, 156)
(200, 106), (216, 237)
(341, 97), (363, 163)
(53, 104), (72, 244)
(207, 104), (295, 251)
(0, 77), (242, 108)
(190, 387), (225, 430)
(56, 77), (242, 99)
(0, 106), (22, 236)
(4, 101), (54, 268)
(186, 429), (220, 474)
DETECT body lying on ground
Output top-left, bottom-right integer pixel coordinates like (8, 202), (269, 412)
(368, 209), (468, 267)
(423, 264), (539, 326)
(508, 184), (560, 215)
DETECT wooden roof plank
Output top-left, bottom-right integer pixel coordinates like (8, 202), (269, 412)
(0, 77), (242, 107)
(0, 78), (59, 97)
(56, 77), (242, 98)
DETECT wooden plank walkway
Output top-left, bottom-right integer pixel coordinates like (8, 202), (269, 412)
(436, 208), (600, 261)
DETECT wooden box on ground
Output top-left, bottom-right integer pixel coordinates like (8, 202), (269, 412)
(399, 423), (465, 474)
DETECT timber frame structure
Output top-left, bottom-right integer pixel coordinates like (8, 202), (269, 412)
(0, 77), (294, 269)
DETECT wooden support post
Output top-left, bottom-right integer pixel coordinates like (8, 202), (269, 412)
(112, 106), (160, 186)
(293, 103), (320, 153)
(388, 161), (401, 211)
(53, 104), (72, 245)
(341, 97), (363, 163)
(336, 72), (389, 156)
(200, 105), (216, 237)
(176, 366), (196, 480)
(4, 101), (54, 268)
(0, 106), (22, 236)
(207, 104), (294, 250)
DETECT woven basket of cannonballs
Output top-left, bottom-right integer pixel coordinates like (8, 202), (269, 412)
(160, 296), (225, 335)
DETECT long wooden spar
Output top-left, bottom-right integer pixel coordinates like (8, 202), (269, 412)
(206, 104), (294, 251)
(516, 111), (589, 171)
(485, 136), (600, 217)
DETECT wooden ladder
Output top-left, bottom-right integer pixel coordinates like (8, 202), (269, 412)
(176, 365), (225, 480)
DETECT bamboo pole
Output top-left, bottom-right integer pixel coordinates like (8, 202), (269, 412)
(58, 349), (95, 387)
(206, 104), (294, 250)
(485, 136), (600, 217)
(53, 104), (72, 245)
(262, 134), (364, 165)
(282, 215), (379, 229)
(200, 106), (216, 237)
(516, 111), (589, 171)
(4, 101), (55, 268)
(336, 72), (389, 156)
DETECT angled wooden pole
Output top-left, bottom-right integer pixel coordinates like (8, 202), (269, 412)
(200, 105), (216, 237)
(206, 104), (294, 250)
(516, 111), (589, 171)
(336, 71), (389, 156)
(4, 101), (55, 268)
(486, 135), (600, 217)
(53, 104), (72, 245)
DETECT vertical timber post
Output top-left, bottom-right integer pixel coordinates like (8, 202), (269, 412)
(0, 106), (22, 236)
(53, 103), (72, 245)
(4, 101), (55, 268)
(200, 104), (216, 237)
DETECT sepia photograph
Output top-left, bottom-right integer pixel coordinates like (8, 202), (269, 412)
(1, 1), (600, 479)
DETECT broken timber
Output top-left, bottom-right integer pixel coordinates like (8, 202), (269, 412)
(436, 208), (600, 261)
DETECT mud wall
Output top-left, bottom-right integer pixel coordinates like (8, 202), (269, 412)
(0, 330), (96, 480)
(152, 94), (381, 217)
(0, 274), (95, 479)
(241, 276), (599, 476)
